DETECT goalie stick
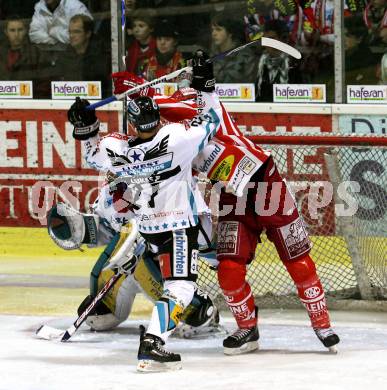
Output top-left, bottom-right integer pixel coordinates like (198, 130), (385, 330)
(36, 272), (122, 342)
(36, 221), (139, 342)
(86, 37), (301, 110)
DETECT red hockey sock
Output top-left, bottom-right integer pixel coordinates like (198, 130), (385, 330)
(285, 255), (331, 329)
(217, 259), (257, 328)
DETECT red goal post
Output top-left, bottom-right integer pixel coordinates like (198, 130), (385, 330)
(248, 134), (387, 147)
(197, 133), (387, 307)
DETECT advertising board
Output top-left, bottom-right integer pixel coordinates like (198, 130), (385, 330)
(0, 108), (119, 226)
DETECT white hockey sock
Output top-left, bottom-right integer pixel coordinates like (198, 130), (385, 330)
(147, 280), (196, 342)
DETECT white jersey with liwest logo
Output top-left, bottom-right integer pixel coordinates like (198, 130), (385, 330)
(82, 92), (221, 234)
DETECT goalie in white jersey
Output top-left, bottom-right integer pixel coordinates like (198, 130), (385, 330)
(67, 51), (221, 372)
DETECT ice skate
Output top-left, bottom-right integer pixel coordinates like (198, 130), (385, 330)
(314, 327), (340, 353)
(137, 326), (182, 372)
(223, 326), (259, 355)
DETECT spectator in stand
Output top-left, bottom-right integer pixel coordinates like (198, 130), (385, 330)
(363, 0), (387, 41)
(255, 19), (298, 101)
(0, 1), (36, 20)
(244, 0), (285, 41)
(125, 11), (156, 76)
(0, 16), (39, 81)
(376, 26), (387, 82)
(211, 14), (257, 83)
(125, 0), (137, 15)
(143, 19), (185, 81)
(29, 0), (92, 50)
(344, 14), (379, 84)
(91, 0), (112, 48)
(60, 14), (111, 96)
(377, 51), (387, 83)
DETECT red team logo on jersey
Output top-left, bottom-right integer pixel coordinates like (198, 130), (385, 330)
(217, 221), (239, 255)
(280, 219), (311, 259)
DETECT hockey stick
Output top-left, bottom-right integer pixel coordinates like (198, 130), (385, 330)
(261, 37), (301, 59)
(86, 66), (192, 109)
(36, 271), (122, 342)
(121, 0), (128, 134)
(86, 38), (301, 110)
(36, 221), (139, 342)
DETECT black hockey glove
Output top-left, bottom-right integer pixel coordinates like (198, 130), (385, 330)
(68, 97), (100, 140)
(190, 50), (215, 93)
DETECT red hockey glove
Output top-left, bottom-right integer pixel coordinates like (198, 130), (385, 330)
(111, 71), (155, 98)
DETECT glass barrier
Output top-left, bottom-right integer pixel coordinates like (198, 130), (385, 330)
(1, 1), (386, 102)
(344, 1), (386, 91)
(123, 0), (338, 102)
(0, 0), (112, 98)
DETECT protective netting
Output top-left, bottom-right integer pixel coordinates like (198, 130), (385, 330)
(197, 143), (387, 303)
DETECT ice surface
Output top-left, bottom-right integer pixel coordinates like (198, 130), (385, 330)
(1, 310), (387, 390)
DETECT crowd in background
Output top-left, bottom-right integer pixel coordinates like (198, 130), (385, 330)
(0, 0), (386, 101)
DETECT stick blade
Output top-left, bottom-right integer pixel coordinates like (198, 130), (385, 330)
(261, 37), (302, 59)
(60, 330), (72, 342)
(35, 325), (65, 340)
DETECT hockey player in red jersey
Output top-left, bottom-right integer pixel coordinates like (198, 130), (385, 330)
(111, 57), (340, 354)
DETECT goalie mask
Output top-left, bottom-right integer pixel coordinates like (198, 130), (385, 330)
(47, 203), (99, 250)
(127, 96), (160, 133)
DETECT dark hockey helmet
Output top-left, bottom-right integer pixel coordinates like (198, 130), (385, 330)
(127, 96), (160, 133)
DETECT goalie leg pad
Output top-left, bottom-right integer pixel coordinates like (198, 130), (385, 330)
(90, 234), (121, 296)
(114, 274), (141, 321)
(77, 294), (121, 331)
(217, 260), (257, 328)
(86, 313), (122, 331)
(284, 254), (331, 329)
(133, 252), (164, 301)
(84, 273), (140, 331)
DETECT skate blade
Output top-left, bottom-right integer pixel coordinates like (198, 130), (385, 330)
(328, 345), (338, 354)
(137, 359), (182, 372)
(35, 325), (65, 340)
(224, 340), (259, 356)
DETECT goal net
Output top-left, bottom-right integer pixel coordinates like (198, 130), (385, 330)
(197, 135), (387, 306)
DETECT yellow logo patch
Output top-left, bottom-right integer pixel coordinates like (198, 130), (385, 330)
(312, 87), (323, 100)
(88, 83), (100, 96)
(20, 83), (30, 96)
(211, 155), (235, 181)
(170, 304), (183, 325)
(241, 86), (252, 99)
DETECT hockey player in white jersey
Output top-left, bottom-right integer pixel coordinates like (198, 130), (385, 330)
(67, 50), (221, 371)
(46, 200), (220, 337)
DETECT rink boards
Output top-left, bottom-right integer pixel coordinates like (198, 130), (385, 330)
(1, 227), (385, 316)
